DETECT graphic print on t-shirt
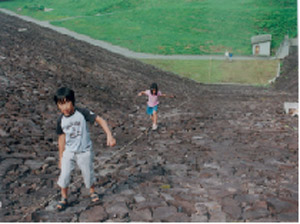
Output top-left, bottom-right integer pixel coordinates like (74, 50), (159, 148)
(56, 108), (97, 152)
(63, 121), (82, 139)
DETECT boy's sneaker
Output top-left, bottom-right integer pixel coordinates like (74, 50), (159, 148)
(152, 124), (158, 130)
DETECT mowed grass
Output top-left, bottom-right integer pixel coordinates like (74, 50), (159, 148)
(0, 0), (297, 55)
(141, 59), (279, 85)
(0, 0), (292, 85)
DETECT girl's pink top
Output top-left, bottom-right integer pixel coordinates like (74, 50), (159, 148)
(145, 90), (162, 107)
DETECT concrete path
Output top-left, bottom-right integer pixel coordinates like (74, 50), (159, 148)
(0, 8), (276, 61)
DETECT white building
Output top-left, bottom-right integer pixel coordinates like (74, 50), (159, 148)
(251, 34), (272, 56)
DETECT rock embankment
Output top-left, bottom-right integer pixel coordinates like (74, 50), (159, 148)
(0, 12), (298, 222)
(274, 46), (298, 94)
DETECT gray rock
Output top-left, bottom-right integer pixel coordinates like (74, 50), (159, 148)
(209, 210), (227, 222)
(79, 205), (108, 222)
(276, 212), (298, 222)
(129, 208), (152, 221)
(164, 163), (188, 176)
(169, 197), (196, 215)
(0, 128), (9, 137)
(32, 211), (74, 222)
(133, 194), (146, 203)
(191, 213), (208, 222)
(222, 197), (242, 220)
(243, 208), (269, 220)
(0, 158), (22, 177)
(267, 197), (295, 213)
(106, 202), (129, 218)
(44, 157), (56, 165)
(152, 206), (177, 221)
(24, 160), (44, 170)
(167, 212), (191, 222)
(160, 193), (174, 201)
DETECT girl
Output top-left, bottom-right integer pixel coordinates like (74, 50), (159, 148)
(138, 83), (174, 130)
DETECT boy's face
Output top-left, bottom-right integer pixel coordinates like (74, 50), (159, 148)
(57, 99), (74, 116)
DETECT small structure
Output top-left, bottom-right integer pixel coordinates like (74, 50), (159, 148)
(284, 102), (298, 117)
(251, 34), (272, 56)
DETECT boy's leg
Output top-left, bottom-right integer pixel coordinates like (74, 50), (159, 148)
(61, 187), (68, 199)
(57, 151), (75, 195)
(57, 187), (68, 211)
(57, 151), (75, 210)
(77, 151), (99, 202)
(57, 152), (74, 210)
(77, 151), (95, 189)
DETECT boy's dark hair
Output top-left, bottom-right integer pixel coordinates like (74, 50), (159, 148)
(150, 83), (158, 95)
(54, 87), (75, 105)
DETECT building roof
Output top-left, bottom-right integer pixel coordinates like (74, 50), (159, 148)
(290, 37), (298, 46)
(251, 34), (272, 44)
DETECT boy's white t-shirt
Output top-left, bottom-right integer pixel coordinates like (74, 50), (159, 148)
(145, 90), (162, 107)
(56, 107), (97, 153)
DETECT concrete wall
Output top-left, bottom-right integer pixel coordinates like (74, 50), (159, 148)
(275, 36), (290, 59)
(252, 42), (271, 56)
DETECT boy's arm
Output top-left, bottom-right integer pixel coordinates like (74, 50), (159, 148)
(95, 116), (116, 147)
(58, 134), (66, 169)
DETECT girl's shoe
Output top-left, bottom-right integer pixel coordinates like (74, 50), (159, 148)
(152, 124), (158, 130)
(90, 193), (100, 202)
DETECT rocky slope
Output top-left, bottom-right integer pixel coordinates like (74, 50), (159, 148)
(274, 46), (298, 94)
(0, 12), (298, 222)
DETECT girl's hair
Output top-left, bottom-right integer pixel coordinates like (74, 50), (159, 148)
(54, 87), (75, 105)
(150, 83), (158, 95)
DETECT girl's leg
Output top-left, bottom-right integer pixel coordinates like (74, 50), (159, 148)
(90, 184), (96, 194)
(147, 106), (153, 121)
(153, 111), (157, 125)
(152, 111), (158, 130)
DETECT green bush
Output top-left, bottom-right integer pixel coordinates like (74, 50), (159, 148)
(24, 4), (45, 11)
(254, 0), (297, 52)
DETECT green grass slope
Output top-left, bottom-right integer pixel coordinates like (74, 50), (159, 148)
(0, 0), (297, 55)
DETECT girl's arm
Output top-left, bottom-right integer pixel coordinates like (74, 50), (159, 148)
(58, 134), (66, 169)
(95, 116), (116, 147)
(138, 90), (147, 96)
(160, 93), (175, 98)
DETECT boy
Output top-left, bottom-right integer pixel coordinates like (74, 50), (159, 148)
(53, 87), (116, 211)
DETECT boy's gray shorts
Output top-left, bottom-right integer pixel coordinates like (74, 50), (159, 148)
(57, 150), (95, 189)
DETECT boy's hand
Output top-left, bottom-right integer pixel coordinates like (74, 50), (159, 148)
(138, 92), (142, 96)
(107, 135), (116, 147)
